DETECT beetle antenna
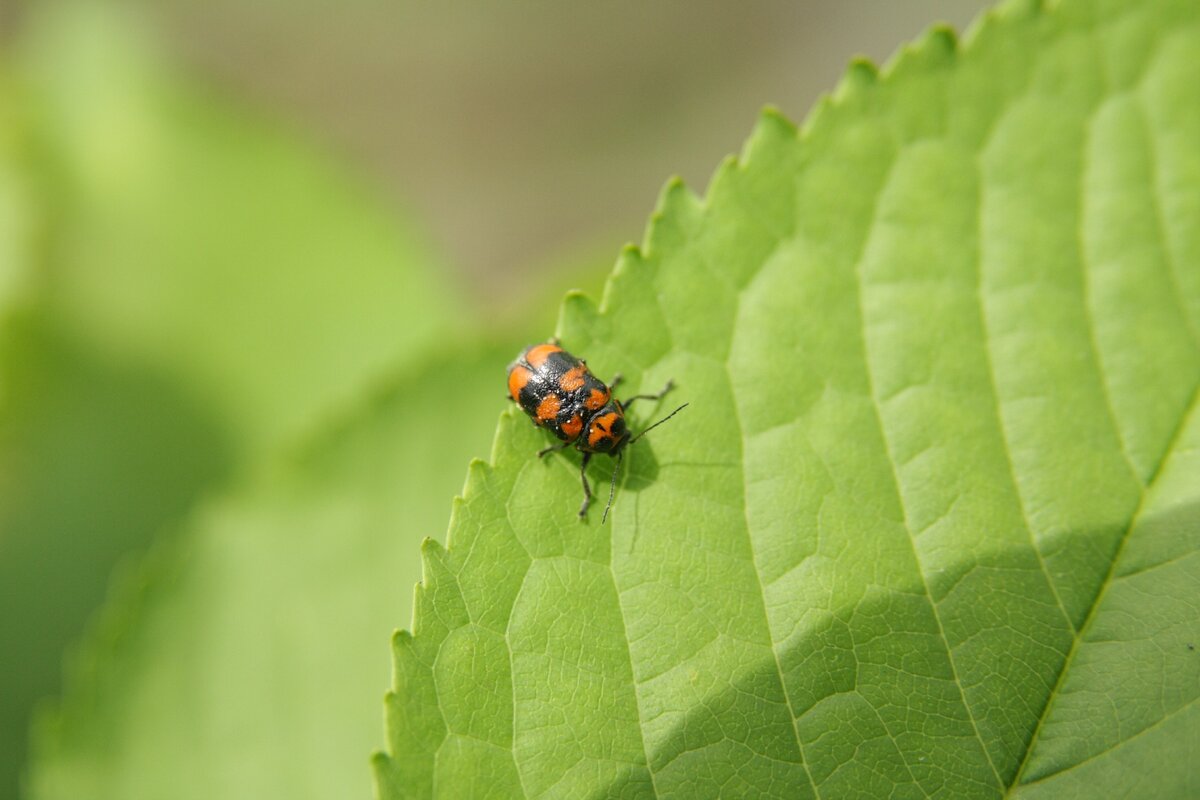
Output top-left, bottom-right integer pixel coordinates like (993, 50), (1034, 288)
(602, 451), (622, 524)
(629, 402), (689, 446)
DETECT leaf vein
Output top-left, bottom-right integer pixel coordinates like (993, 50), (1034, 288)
(971, 150), (1076, 635)
(1134, 91), (1200, 350)
(855, 149), (1005, 791)
(1006, 378), (1200, 793)
(723, 351), (821, 800)
(1016, 697), (1200, 790)
(1078, 87), (1143, 488)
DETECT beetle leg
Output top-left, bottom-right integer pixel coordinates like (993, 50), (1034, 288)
(537, 440), (573, 458)
(577, 452), (593, 517)
(609, 373), (623, 393)
(601, 452), (622, 524)
(620, 379), (674, 411)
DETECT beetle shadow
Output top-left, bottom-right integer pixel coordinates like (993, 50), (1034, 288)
(563, 443), (658, 512)
(619, 439), (661, 492)
(612, 396), (689, 493)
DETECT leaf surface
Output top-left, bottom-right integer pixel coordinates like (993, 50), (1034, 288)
(27, 343), (517, 800)
(376, 1), (1200, 797)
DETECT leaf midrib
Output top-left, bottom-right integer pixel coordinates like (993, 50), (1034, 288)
(1005, 379), (1200, 793)
(720, 22), (1192, 792)
(999, 19), (1199, 786)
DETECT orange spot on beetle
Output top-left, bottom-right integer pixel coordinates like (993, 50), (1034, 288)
(526, 343), (562, 369)
(536, 393), (562, 423)
(588, 411), (619, 447)
(585, 387), (609, 411)
(508, 366), (531, 402)
(561, 414), (583, 440)
(559, 365), (587, 392)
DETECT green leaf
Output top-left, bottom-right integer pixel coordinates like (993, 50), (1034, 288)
(2, 5), (454, 795)
(27, 342), (518, 800)
(14, 4), (454, 454)
(376, 1), (1200, 797)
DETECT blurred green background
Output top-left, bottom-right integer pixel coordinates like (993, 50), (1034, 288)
(0, 1), (989, 797)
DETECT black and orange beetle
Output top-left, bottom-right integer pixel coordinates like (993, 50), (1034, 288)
(507, 341), (687, 521)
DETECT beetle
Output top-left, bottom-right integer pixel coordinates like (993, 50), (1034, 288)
(507, 341), (687, 521)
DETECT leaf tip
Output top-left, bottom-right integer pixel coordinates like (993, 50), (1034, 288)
(926, 23), (960, 54)
(562, 287), (595, 309)
(613, 243), (648, 280)
(644, 176), (703, 258)
(654, 174), (701, 216)
(747, 107), (799, 161)
(465, 456), (489, 482)
(701, 151), (744, 201)
(391, 628), (413, 649)
(460, 453), (499, 507)
(799, 91), (836, 138)
(557, 289), (604, 347)
(417, 538), (451, 594)
(561, 288), (600, 321)
(886, 22), (959, 77)
(846, 55), (880, 85)
(419, 536), (447, 562)
(829, 57), (879, 109)
(999, 0), (1045, 19)
(759, 104), (798, 136)
(661, 173), (687, 195)
(371, 750), (402, 800)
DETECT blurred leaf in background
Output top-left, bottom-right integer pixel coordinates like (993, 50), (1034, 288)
(0, 4), (457, 795)
(28, 342), (521, 800)
(16, 4), (455, 452)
